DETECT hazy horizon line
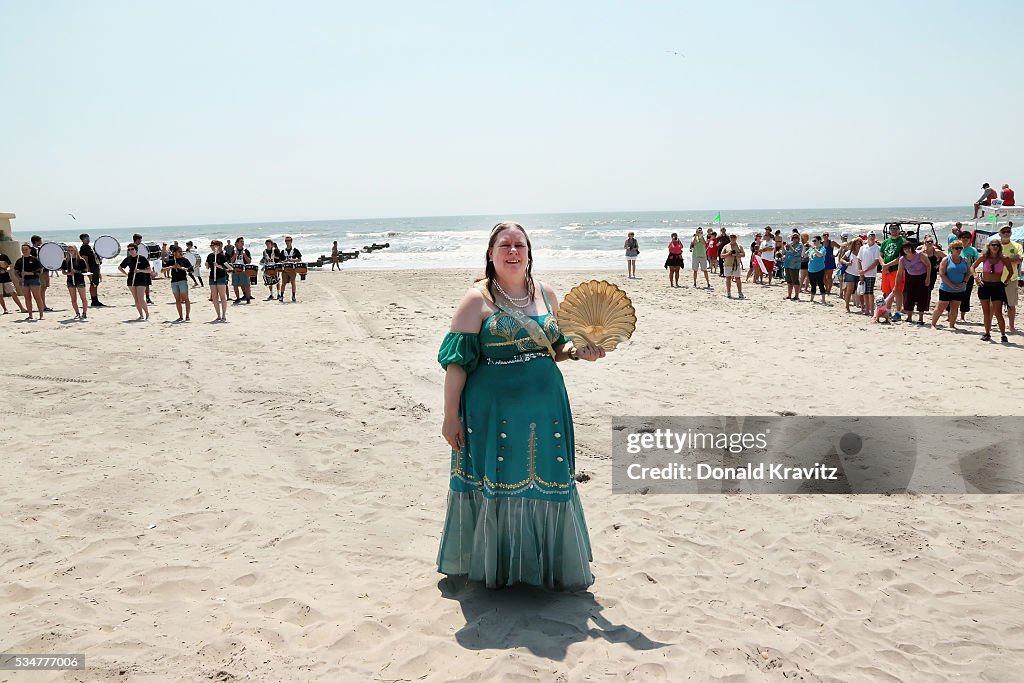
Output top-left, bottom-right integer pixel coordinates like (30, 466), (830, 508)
(10, 204), (971, 233)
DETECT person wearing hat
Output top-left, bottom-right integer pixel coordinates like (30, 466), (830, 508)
(973, 183), (997, 219)
(998, 223), (1023, 332)
(879, 224), (906, 320)
(858, 232), (881, 316)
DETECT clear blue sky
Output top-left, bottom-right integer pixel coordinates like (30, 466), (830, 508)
(2, 0), (1021, 229)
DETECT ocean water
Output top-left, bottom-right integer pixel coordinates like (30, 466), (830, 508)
(17, 207), (983, 273)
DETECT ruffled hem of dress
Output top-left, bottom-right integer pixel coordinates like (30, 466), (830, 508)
(437, 488), (594, 591)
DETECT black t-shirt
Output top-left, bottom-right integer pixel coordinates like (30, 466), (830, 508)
(64, 257), (87, 286)
(15, 255), (43, 277)
(232, 248), (252, 267)
(0, 254), (11, 284)
(80, 243), (100, 270)
(206, 252), (229, 279)
(29, 245), (40, 258)
(282, 247), (302, 261)
(169, 256), (193, 283)
(120, 255), (152, 286)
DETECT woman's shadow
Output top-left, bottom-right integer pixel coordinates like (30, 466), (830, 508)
(437, 577), (669, 660)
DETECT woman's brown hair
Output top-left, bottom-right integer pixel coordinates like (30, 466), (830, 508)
(477, 222), (535, 302)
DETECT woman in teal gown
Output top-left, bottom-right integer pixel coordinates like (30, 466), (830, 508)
(437, 222), (605, 591)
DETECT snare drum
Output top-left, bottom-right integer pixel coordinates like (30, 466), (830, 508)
(38, 242), (69, 271)
(263, 264), (280, 286)
(242, 264), (259, 285)
(294, 262), (308, 275)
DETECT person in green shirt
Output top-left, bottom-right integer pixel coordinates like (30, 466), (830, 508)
(880, 224), (907, 319)
(690, 227), (711, 288)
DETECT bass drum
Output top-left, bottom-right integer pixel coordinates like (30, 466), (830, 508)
(93, 235), (121, 259)
(38, 242), (68, 271)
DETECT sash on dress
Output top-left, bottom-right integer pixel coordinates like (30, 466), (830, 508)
(475, 281), (558, 362)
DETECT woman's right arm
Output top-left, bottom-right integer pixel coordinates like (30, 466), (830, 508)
(441, 288), (486, 451)
(938, 258), (954, 289)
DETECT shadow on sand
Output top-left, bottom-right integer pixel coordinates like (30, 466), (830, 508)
(438, 577), (670, 659)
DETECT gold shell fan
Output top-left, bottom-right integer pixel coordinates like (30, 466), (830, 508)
(557, 280), (636, 352)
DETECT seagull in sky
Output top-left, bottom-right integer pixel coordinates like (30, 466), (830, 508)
(665, 50), (685, 58)
(67, 213), (77, 220)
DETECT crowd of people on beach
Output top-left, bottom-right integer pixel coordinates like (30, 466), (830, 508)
(0, 233), (326, 323)
(626, 214), (1022, 343)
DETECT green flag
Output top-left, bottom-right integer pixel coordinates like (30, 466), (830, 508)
(990, 213), (998, 224)
(713, 212), (721, 224)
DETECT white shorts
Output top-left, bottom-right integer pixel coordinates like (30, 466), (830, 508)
(626, 256), (637, 262)
(691, 256), (709, 271)
(725, 265), (744, 279)
(1, 282), (14, 295)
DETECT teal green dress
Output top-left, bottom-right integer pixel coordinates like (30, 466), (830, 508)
(436, 287), (594, 591)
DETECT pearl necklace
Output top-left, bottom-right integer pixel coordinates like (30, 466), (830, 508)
(493, 280), (532, 308)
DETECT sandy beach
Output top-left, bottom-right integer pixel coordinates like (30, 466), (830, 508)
(2, 267), (1023, 682)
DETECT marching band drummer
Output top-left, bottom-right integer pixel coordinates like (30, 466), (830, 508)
(261, 239), (281, 301)
(206, 239), (232, 322)
(230, 237), (253, 304)
(131, 233), (154, 304)
(79, 233), (106, 307)
(15, 242), (45, 320)
(0, 250), (28, 315)
(118, 244), (152, 320)
(185, 241), (203, 286)
(168, 245), (193, 322)
(29, 235), (52, 313)
(61, 244), (90, 320)
(280, 235), (302, 303)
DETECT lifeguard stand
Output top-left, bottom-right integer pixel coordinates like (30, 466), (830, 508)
(0, 213), (19, 262)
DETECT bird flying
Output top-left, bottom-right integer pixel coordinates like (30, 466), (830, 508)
(67, 213), (76, 220)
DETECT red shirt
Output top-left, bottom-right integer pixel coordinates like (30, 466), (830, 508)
(706, 239), (719, 257)
(1002, 187), (1015, 206)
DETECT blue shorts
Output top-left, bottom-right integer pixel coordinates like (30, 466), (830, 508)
(211, 276), (228, 287)
(844, 273), (859, 284)
(22, 276), (40, 288)
(231, 272), (249, 287)
(171, 280), (189, 295)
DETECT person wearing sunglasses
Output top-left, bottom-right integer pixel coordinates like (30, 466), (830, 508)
(931, 240), (970, 330)
(973, 238), (1014, 342)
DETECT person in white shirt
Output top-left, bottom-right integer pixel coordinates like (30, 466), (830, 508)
(857, 232), (882, 315)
